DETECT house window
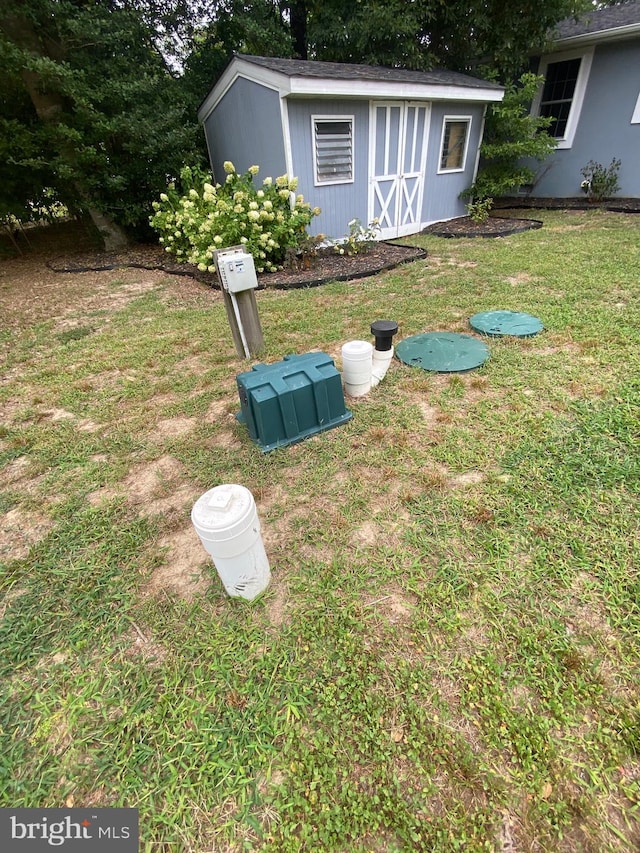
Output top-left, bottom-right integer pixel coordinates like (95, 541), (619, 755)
(312, 116), (353, 185)
(632, 92), (640, 124)
(533, 48), (593, 148)
(538, 58), (581, 137)
(439, 118), (471, 172)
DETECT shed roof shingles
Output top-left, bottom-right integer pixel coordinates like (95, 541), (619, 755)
(237, 54), (503, 91)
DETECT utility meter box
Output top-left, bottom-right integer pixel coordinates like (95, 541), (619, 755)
(216, 250), (258, 293)
(236, 352), (352, 452)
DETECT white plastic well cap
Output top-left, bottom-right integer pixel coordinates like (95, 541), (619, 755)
(191, 484), (257, 542)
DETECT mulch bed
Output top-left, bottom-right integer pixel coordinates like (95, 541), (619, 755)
(255, 242), (427, 289)
(47, 241), (428, 290)
(421, 215), (542, 239)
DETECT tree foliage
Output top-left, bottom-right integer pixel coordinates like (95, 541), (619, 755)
(463, 73), (559, 203)
(193, 0), (591, 79)
(180, 0), (593, 114)
(0, 0), (206, 245)
(415, 0), (591, 80)
(180, 2), (293, 113)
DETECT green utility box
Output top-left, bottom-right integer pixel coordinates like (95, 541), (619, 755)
(236, 353), (352, 452)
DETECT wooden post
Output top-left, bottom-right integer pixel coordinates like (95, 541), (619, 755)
(215, 247), (265, 359)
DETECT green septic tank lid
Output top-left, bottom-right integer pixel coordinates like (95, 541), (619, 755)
(396, 332), (489, 373)
(469, 310), (543, 337)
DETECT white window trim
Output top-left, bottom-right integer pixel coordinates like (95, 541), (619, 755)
(437, 115), (472, 174)
(632, 92), (640, 124)
(532, 46), (594, 149)
(311, 114), (354, 186)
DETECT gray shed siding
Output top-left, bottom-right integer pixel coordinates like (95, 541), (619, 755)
(203, 77), (287, 184)
(423, 103), (487, 222)
(530, 40), (640, 197)
(287, 98), (488, 236)
(286, 99), (370, 240)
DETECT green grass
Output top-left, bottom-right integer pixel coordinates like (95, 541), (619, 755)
(1, 209), (639, 851)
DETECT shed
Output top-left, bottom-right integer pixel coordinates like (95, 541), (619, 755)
(525, 1), (640, 198)
(197, 55), (504, 240)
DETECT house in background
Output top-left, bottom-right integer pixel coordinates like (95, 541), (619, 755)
(527, 1), (640, 198)
(197, 55), (504, 240)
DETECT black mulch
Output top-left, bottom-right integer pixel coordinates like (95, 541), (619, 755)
(421, 215), (543, 239)
(47, 241), (428, 290)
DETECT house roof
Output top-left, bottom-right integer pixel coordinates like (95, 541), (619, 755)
(551, 0), (640, 46)
(198, 53), (503, 123)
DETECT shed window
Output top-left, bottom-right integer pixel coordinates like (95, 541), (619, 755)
(313, 117), (353, 184)
(439, 118), (470, 172)
(539, 58), (581, 138)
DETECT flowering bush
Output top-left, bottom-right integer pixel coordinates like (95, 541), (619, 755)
(333, 218), (380, 256)
(150, 162), (321, 273)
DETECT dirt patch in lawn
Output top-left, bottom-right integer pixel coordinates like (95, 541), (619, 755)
(146, 526), (212, 599)
(0, 221), (218, 332)
(0, 507), (54, 562)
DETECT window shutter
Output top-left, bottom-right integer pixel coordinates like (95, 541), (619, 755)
(314, 120), (353, 183)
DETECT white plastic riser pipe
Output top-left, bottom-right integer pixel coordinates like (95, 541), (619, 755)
(371, 346), (394, 388)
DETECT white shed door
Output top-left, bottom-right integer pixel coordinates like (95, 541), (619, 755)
(369, 102), (430, 239)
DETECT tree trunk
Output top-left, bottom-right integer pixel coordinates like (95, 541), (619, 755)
(288, 1), (308, 59)
(1, 9), (130, 251)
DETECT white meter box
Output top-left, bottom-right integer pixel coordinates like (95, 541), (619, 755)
(216, 250), (258, 293)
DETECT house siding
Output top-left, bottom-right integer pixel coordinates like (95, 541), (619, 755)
(203, 77), (287, 184)
(286, 98), (370, 240)
(422, 103), (487, 223)
(530, 40), (640, 197)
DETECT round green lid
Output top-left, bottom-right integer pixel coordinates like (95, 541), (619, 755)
(469, 310), (543, 337)
(396, 332), (490, 373)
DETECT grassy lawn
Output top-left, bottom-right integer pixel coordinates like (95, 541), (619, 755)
(1, 209), (639, 851)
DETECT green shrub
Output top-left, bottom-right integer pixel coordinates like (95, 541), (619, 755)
(466, 198), (494, 224)
(150, 163), (320, 273)
(580, 158), (621, 202)
(462, 72), (557, 203)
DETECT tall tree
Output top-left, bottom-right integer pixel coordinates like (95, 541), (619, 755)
(0, 0), (205, 248)
(186, 0), (592, 80)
